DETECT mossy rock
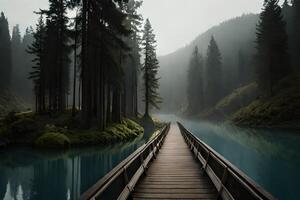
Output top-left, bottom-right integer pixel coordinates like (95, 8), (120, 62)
(9, 118), (38, 138)
(35, 132), (70, 149)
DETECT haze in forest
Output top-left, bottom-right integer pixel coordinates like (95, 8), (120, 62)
(1, 0), (286, 55)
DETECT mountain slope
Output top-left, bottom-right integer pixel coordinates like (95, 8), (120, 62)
(158, 14), (259, 112)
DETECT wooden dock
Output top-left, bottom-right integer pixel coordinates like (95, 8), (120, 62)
(132, 124), (217, 199)
(79, 123), (276, 200)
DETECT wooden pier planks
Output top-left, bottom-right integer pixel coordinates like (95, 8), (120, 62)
(132, 124), (217, 199)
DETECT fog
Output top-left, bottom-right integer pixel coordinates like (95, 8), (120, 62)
(1, 0), (286, 56)
(0, 0), (297, 123)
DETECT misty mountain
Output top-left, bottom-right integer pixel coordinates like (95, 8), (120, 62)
(158, 14), (259, 112)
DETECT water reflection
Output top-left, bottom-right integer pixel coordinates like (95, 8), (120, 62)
(0, 134), (148, 200)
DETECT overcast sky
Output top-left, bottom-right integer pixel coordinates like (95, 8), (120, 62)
(0, 0), (286, 56)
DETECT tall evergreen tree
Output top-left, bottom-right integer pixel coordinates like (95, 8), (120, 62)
(292, 0), (300, 70)
(40, 0), (72, 112)
(141, 19), (161, 117)
(0, 12), (12, 89)
(205, 36), (222, 106)
(28, 15), (47, 113)
(80, 0), (130, 127)
(22, 27), (35, 101)
(256, 0), (290, 96)
(11, 25), (22, 93)
(121, 0), (143, 118)
(187, 46), (204, 114)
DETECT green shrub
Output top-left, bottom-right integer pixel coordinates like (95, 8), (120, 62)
(122, 119), (144, 135)
(35, 132), (70, 149)
(9, 118), (38, 137)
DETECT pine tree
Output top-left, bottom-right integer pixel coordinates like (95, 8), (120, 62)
(121, 0), (143, 118)
(292, 0), (300, 70)
(256, 0), (290, 96)
(0, 12), (12, 89)
(187, 46), (204, 114)
(80, 0), (130, 127)
(71, 9), (81, 117)
(205, 36), (222, 106)
(40, 0), (72, 112)
(27, 15), (47, 113)
(22, 27), (35, 101)
(141, 19), (162, 117)
(11, 25), (22, 93)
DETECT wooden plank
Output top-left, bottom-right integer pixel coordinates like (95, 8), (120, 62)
(132, 124), (218, 199)
(134, 188), (216, 194)
(133, 193), (217, 199)
(133, 198), (215, 200)
(135, 184), (214, 189)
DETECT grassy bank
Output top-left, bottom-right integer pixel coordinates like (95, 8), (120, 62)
(194, 75), (300, 129)
(0, 112), (144, 149)
(230, 75), (300, 128)
(198, 83), (258, 121)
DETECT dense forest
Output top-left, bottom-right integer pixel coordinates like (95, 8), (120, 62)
(0, 0), (164, 149)
(159, 0), (300, 127)
(0, 0), (161, 127)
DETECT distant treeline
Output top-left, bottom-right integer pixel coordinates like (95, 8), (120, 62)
(186, 0), (299, 114)
(0, 0), (162, 129)
(159, 0), (300, 114)
(0, 14), (34, 101)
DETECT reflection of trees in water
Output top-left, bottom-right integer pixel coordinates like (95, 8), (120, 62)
(0, 167), (6, 199)
(78, 141), (141, 197)
(0, 133), (151, 200)
(30, 159), (68, 200)
(0, 166), (34, 200)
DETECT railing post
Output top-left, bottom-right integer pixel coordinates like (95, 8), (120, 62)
(217, 167), (228, 199)
(140, 152), (147, 175)
(123, 167), (129, 185)
(203, 151), (210, 171)
(194, 144), (199, 159)
(151, 143), (156, 159)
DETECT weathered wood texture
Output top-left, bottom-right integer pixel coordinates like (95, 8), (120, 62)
(132, 124), (217, 199)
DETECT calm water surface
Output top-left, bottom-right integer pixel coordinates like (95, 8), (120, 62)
(1, 114), (300, 200)
(156, 114), (300, 200)
(0, 133), (151, 200)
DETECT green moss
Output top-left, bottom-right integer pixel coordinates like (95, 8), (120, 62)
(199, 83), (258, 121)
(64, 118), (144, 147)
(1, 114), (144, 149)
(217, 83), (258, 109)
(122, 119), (144, 135)
(35, 132), (70, 149)
(230, 75), (300, 127)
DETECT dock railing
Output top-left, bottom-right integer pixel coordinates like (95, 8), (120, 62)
(178, 122), (276, 200)
(79, 123), (170, 200)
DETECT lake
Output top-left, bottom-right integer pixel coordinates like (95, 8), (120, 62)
(1, 114), (300, 200)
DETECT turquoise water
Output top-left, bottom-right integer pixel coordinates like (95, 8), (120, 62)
(155, 114), (300, 200)
(1, 115), (299, 200)
(0, 135), (149, 200)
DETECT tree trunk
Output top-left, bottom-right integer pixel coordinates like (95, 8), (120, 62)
(72, 13), (78, 117)
(112, 87), (121, 123)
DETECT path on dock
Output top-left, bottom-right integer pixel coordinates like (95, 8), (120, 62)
(132, 124), (218, 199)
